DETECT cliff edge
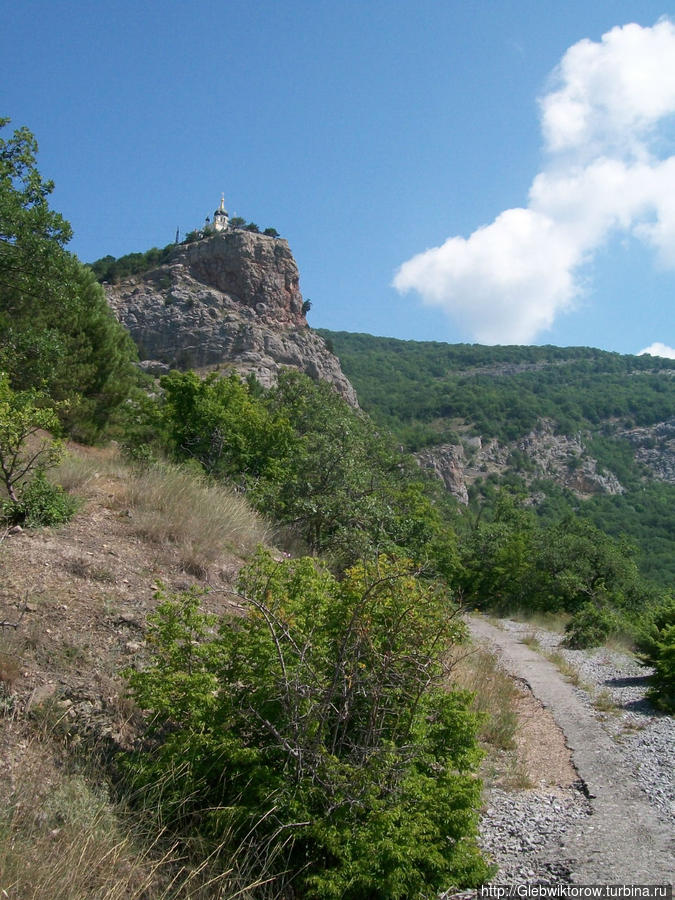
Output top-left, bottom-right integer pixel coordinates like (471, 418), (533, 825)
(105, 230), (358, 405)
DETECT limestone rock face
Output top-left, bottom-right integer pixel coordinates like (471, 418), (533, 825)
(105, 230), (358, 406)
(417, 444), (469, 505)
(619, 418), (675, 483)
(417, 419), (625, 505)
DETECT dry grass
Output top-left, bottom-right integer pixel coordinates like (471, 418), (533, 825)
(451, 646), (520, 750)
(118, 464), (268, 576)
(544, 649), (580, 684)
(450, 646), (540, 790)
(521, 632), (541, 650)
(605, 631), (638, 655)
(0, 722), (281, 900)
(54, 448), (270, 578)
(543, 650), (595, 696)
(592, 688), (619, 713)
(507, 609), (571, 633)
(0, 728), (167, 900)
(52, 445), (128, 495)
(0, 651), (21, 691)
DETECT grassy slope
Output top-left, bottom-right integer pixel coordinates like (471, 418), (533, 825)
(0, 446), (270, 898)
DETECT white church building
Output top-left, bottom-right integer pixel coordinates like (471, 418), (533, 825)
(204, 194), (229, 233)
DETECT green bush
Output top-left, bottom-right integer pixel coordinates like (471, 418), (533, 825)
(125, 551), (489, 897)
(563, 602), (616, 649)
(3, 471), (78, 527)
(637, 597), (675, 712)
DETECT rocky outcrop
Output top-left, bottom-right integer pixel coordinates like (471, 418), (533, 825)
(416, 445), (469, 505)
(618, 418), (675, 484)
(515, 421), (624, 496)
(105, 230), (358, 406)
(417, 419), (625, 504)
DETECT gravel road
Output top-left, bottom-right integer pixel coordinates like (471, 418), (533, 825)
(467, 617), (674, 886)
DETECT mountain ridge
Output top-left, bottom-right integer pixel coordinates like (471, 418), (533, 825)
(319, 329), (675, 586)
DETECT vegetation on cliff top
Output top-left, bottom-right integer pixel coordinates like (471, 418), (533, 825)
(88, 222), (282, 285)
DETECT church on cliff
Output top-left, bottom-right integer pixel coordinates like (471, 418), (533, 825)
(204, 194), (229, 233)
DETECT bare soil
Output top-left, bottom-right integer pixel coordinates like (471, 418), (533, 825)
(0, 446), (246, 766)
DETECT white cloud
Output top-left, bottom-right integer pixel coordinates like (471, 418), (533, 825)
(541, 21), (675, 157)
(394, 19), (675, 344)
(638, 342), (675, 359)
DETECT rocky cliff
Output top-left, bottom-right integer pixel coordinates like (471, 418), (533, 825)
(417, 419), (626, 505)
(105, 230), (358, 405)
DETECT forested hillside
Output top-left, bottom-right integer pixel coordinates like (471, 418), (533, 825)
(319, 331), (674, 446)
(320, 330), (675, 587)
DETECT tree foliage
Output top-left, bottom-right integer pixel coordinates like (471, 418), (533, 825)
(125, 551), (488, 897)
(88, 244), (175, 283)
(0, 119), (137, 438)
(458, 492), (647, 626)
(636, 596), (675, 712)
(0, 373), (61, 503)
(0, 373), (77, 525)
(151, 369), (459, 571)
(259, 372), (457, 568)
(159, 369), (295, 482)
(320, 330), (675, 447)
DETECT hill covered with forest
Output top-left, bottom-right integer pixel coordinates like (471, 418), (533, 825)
(320, 331), (675, 586)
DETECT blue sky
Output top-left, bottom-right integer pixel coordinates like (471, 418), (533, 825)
(2, 0), (673, 356)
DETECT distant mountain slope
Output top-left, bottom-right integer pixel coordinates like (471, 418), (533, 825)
(319, 331), (674, 447)
(320, 330), (675, 586)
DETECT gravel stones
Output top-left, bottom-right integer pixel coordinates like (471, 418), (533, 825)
(498, 618), (674, 826)
(478, 785), (591, 885)
(468, 617), (674, 887)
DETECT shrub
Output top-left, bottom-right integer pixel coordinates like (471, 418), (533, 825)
(2, 470), (78, 527)
(125, 551), (489, 897)
(637, 597), (675, 712)
(563, 602), (616, 649)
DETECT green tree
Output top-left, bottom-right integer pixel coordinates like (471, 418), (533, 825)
(532, 517), (642, 614)
(459, 493), (537, 611)
(0, 119), (137, 438)
(0, 373), (61, 502)
(636, 596), (675, 712)
(125, 551), (488, 897)
(160, 369), (295, 482)
(260, 371), (452, 565)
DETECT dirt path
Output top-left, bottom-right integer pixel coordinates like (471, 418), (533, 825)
(468, 617), (674, 885)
